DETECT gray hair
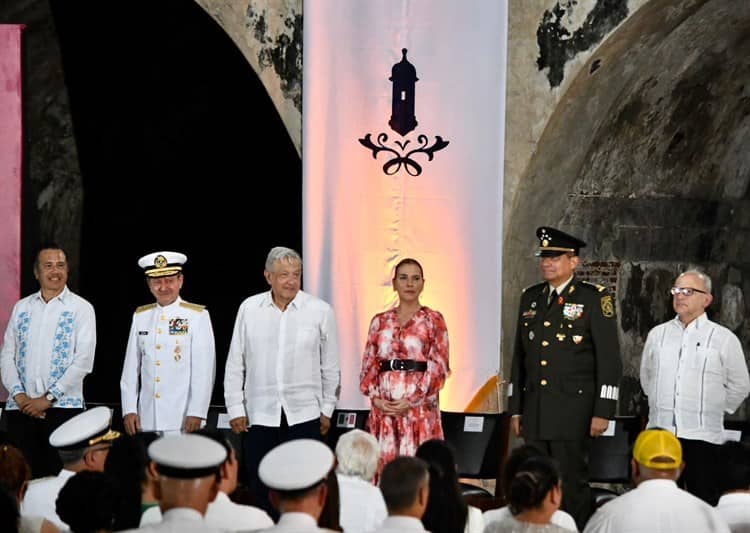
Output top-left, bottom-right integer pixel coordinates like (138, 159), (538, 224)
(335, 429), (380, 481)
(265, 246), (302, 272)
(677, 269), (712, 294)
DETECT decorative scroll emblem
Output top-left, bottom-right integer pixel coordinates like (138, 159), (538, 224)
(154, 255), (168, 268)
(359, 49), (449, 176)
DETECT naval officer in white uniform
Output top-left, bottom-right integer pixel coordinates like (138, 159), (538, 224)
(120, 251), (216, 435)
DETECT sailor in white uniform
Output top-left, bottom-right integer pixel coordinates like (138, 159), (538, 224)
(21, 406), (121, 529)
(120, 251), (216, 435)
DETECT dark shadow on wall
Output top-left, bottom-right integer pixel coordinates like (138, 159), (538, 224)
(49, 0), (301, 405)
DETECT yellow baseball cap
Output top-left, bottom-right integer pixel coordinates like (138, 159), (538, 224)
(633, 429), (682, 470)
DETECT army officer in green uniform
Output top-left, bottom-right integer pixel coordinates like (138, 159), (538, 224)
(508, 227), (622, 530)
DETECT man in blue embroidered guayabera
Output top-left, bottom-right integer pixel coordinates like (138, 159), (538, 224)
(0, 244), (97, 478)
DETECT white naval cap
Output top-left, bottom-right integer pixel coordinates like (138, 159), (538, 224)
(148, 434), (227, 479)
(49, 406), (120, 450)
(259, 438), (334, 491)
(138, 251), (187, 278)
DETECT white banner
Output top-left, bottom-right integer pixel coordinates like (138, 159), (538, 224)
(303, 0), (507, 410)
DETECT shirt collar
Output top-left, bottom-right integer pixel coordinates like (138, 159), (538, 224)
(277, 512), (318, 528)
(156, 295), (182, 311)
(381, 516), (426, 530)
(34, 286), (70, 304)
(549, 275), (574, 295)
(673, 312), (708, 330)
(161, 507), (204, 523)
(261, 290), (305, 310)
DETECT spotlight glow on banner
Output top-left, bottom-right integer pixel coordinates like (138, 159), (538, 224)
(303, 1), (507, 410)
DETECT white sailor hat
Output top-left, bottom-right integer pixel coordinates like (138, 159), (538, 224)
(148, 434), (227, 479)
(259, 438), (334, 491)
(138, 251), (187, 278)
(49, 406), (121, 450)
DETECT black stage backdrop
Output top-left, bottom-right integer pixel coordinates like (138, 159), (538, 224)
(47, 1), (301, 405)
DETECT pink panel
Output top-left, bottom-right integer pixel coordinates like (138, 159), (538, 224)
(0, 25), (24, 401)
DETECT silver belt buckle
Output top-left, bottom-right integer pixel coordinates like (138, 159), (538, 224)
(390, 360), (398, 371)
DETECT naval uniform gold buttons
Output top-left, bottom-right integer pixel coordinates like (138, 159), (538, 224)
(541, 360), (548, 366)
(156, 344), (161, 350)
(155, 392), (161, 399)
(156, 361), (161, 366)
(541, 340), (549, 347)
(155, 377), (161, 382)
(157, 328), (162, 334)
(541, 379), (548, 386)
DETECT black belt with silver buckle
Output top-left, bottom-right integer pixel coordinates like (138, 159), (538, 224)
(379, 359), (428, 372)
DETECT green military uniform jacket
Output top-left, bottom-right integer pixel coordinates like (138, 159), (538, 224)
(508, 276), (622, 440)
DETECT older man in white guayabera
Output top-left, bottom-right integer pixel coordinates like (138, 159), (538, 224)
(335, 429), (388, 533)
(641, 269), (750, 506)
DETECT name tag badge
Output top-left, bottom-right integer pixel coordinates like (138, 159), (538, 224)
(138, 331), (149, 336)
(169, 318), (189, 335)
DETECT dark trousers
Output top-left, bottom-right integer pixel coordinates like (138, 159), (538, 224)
(3, 408), (83, 478)
(527, 438), (593, 532)
(242, 412), (322, 521)
(678, 437), (721, 505)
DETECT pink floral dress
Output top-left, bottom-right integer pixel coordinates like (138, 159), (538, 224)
(359, 306), (450, 474)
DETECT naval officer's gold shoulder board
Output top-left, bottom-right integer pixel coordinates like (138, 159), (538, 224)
(135, 303), (157, 314)
(179, 301), (206, 312)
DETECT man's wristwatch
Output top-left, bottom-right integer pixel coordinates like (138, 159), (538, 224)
(45, 392), (56, 403)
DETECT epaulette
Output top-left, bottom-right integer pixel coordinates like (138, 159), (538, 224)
(135, 303), (157, 314)
(522, 281), (547, 294)
(180, 301), (205, 312)
(581, 281), (607, 293)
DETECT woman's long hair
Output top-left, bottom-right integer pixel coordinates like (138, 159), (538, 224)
(416, 439), (468, 533)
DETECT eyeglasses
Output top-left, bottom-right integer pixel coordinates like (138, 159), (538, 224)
(670, 287), (708, 297)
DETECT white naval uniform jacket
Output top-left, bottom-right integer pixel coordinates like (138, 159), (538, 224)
(120, 297), (216, 432)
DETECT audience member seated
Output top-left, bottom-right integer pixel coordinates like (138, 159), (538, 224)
(484, 455), (570, 533)
(258, 438), (336, 532)
(131, 433), (227, 533)
(141, 429), (273, 531)
(334, 429), (387, 533)
(583, 428), (730, 533)
(716, 440), (750, 533)
(21, 407), (120, 530)
(0, 444), (59, 533)
(415, 439), (483, 533)
(55, 471), (119, 533)
(104, 432), (160, 529)
(371, 456), (430, 533)
(319, 468), (343, 531)
(483, 444), (576, 532)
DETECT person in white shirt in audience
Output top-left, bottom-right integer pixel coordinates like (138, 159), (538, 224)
(21, 406), (120, 530)
(715, 440), (750, 533)
(371, 457), (430, 533)
(127, 433), (227, 533)
(334, 429), (387, 533)
(224, 246), (340, 518)
(483, 444), (577, 532)
(415, 439), (483, 533)
(484, 454), (569, 533)
(259, 438), (337, 532)
(640, 270), (750, 505)
(140, 429), (273, 530)
(583, 428), (730, 533)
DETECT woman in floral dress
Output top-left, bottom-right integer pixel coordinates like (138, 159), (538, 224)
(359, 258), (450, 474)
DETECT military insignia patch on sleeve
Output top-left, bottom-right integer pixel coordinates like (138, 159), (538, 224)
(600, 295), (615, 318)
